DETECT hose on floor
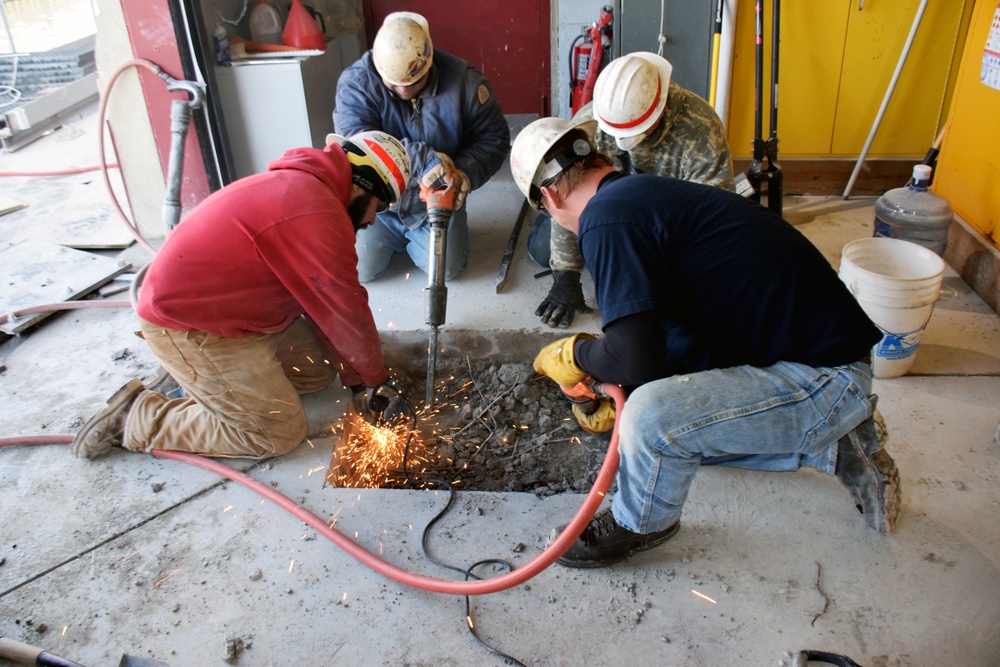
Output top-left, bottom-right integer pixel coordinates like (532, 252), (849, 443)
(0, 383), (625, 596)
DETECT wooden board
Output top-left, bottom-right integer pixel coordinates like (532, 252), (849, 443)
(0, 193), (27, 216)
(0, 239), (132, 334)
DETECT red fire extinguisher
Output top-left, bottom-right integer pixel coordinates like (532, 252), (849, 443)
(570, 5), (613, 116)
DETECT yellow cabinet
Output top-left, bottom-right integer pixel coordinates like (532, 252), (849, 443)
(727, 0), (972, 159)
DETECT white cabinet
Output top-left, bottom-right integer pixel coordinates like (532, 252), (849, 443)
(215, 41), (342, 179)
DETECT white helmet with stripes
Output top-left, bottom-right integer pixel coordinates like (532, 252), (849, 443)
(326, 131), (411, 205)
(593, 52), (672, 149)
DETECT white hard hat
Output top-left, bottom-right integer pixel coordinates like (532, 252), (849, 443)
(510, 117), (597, 210)
(327, 131), (412, 205)
(372, 13), (433, 86)
(593, 52), (673, 139)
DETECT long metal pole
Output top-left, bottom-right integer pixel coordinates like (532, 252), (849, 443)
(842, 0), (928, 199)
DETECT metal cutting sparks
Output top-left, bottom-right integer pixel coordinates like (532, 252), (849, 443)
(326, 412), (432, 488)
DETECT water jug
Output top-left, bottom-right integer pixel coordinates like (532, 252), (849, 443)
(250, 0), (283, 45)
(873, 165), (953, 256)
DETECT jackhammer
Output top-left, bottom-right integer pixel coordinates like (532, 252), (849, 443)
(419, 179), (459, 409)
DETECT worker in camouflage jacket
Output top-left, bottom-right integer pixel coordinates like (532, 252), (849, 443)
(527, 52), (738, 328)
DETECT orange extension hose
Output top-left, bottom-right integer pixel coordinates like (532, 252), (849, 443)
(0, 384), (625, 596)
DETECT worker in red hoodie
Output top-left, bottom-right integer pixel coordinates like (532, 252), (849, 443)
(71, 131), (412, 459)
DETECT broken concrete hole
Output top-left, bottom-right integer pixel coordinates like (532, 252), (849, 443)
(327, 330), (611, 495)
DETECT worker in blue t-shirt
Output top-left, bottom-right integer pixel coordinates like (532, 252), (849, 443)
(509, 117), (899, 568)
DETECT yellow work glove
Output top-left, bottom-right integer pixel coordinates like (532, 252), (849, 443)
(420, 151), (456, 189)
(572, 398), (616, 434)
(533, 333), (596, 387)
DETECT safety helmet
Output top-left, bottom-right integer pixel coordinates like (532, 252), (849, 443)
(327, 131), (411, 206)
(592, 52), (672, 140)
(372, 12), (433, 87)
(510, 117), (597, 210)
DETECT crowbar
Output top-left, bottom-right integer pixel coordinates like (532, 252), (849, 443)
(495, 198), (531, 294)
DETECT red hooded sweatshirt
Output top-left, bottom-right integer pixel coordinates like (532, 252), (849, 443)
(136, 144), (387, 388)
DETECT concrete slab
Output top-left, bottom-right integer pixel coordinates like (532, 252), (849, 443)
(2, 114), (1000, 667)
(0, 239), (131, 334)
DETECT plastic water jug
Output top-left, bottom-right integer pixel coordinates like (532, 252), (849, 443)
(250, 0), (283, 45)
(873, 165), (953, 256)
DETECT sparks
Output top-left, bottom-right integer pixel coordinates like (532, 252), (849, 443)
(691, 589), (717, 604)
(327, 412), (431, 489)
(150, 564), (185, 590)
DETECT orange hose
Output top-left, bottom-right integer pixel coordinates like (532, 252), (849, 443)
(0, 164), (119, 177)
(1, 384), (626, 596)
(98, 58), (165, 256)
(0, 300), (131, 326)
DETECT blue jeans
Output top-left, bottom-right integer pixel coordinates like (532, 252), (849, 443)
(612, 360), (873, 533)
(355, 207), (469, 282)
(526, 213), (552, 268)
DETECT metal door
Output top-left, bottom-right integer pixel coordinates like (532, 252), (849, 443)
(363, 1), (551, 116)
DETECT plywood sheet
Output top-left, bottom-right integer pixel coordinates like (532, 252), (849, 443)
(0, 239), (131, 334)
(0, 193), (27, 216)
(0, 170), (134, 249)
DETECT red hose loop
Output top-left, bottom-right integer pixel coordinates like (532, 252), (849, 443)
(0, 300), (132, 326)
(0, 434), (73, 446)
(2, 385), (627, 596)
(152, 383), (626, 596)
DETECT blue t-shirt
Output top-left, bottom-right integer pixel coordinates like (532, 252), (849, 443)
(578, 172), (881, 374)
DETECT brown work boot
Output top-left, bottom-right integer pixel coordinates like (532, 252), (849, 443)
(71, 379), (145, 459)
(834, 410), (901, 534)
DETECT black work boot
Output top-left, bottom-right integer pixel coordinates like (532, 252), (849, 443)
(550, 508), (680, 568)
(834, 407), (901, 535)
(71, 379), (145, 459)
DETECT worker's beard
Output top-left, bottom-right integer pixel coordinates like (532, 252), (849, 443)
(348, 193), (377, 233)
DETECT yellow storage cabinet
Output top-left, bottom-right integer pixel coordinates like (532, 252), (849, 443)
(728, 0), (970, 159)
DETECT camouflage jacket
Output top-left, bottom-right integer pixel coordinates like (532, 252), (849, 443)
(550, 81), (735, 273)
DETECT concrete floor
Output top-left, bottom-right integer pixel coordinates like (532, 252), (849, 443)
(1, 113), (1000, 667)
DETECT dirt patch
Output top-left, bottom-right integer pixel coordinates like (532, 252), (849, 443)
(364, 358), (612, 495)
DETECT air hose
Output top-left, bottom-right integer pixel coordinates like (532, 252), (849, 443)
(1, 383), (625, 595)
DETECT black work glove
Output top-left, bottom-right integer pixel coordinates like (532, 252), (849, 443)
(535, 270), (592, 329)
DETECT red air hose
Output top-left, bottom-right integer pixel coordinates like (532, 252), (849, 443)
(1, 384), (625, 596)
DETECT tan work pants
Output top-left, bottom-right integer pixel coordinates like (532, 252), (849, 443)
(128, 316), (338, 458)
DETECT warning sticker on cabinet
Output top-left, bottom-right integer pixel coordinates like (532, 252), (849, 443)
(982, 3), (1000, 90)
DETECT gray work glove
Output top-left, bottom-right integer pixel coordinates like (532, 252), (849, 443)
(536, 270), (592, 329)
(350, 379), (407, 426)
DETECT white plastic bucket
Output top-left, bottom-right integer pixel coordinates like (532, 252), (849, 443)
(839, 237), (945, 378)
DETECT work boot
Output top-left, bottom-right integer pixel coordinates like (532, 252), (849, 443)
(834, 412), (901, 534)
(549, 507), (680, 568)
(71, 379), (145, 459)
